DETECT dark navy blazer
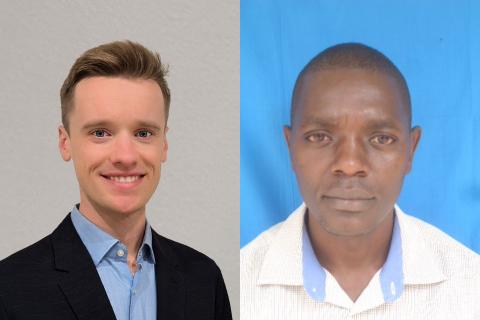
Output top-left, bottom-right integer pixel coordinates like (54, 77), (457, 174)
(0, 214), (232, 320)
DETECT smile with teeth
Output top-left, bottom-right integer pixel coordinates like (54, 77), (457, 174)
(107, 176), (143, 183)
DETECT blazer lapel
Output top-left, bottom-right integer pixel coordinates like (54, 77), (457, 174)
(51, 215), (116, 320)
(152, 231), (186, 320)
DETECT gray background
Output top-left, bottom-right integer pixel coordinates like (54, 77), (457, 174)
(0, 1), (239, 318)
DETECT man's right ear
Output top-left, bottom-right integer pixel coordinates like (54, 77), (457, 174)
(283, 125), (292, 149)
(58, 125), (71, 161)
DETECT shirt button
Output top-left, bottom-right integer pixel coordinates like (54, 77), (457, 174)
(132, 289), (136, 295)
(390, 281), (396, 295)
(116, 249), (125, 257)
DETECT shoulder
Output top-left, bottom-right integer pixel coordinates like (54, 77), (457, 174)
(240, 220), (287, 293)
(241, 203), (305, 267)
(0, 213), (78, 276)
(152, 230), (222, 276)
(240, 208), (306, 319)
(400, 210), (480, 276)
(0, 233), (56, 302)
(241, 221), (283, 270)
(0, 234), (53, 274)
(241, 205), (305, 280)
(151, 231), (232, 318)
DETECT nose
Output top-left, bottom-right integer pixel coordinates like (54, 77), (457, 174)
(109, 133), (138, 169)
(331, 137), (368, 177)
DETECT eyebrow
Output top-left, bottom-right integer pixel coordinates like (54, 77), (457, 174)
(298, 117), (336, 129)
(81, 120), (163, 132)
(299, 117), (403, 131)
(135, 121), (163, 131)
(366, 120), (403, 131)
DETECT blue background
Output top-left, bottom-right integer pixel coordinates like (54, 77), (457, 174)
(241, 0), (480, 251)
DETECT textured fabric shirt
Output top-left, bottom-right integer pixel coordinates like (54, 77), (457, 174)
(71, 205), (156, 320)
(241, 203), (480, 319)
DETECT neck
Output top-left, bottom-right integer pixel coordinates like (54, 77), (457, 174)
(78, 199), (147, 261)
(307, 209), (393, 275)
(306, 209), (394, 301)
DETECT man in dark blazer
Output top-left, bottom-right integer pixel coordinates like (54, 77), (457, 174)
(0, 41), (232, 320)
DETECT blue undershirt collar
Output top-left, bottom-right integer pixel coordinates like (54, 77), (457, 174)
(70, 205), (155, 266)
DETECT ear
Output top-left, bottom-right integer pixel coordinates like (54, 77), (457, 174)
(160, 126), (169, 163)
(283, 125), (292, 150)
(58, 125), (72, 161)
(405, 126), (421, 173)
(284, 125), (298, 170)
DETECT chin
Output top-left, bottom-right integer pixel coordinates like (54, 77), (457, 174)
(318, 214), (375, 237)
(325, 226), (374, 237)
(106, 199), (146, 216)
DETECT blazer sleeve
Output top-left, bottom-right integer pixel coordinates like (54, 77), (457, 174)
(215, 265), (233, 320)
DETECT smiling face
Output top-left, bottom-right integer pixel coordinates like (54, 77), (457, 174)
(285, 68), (420, 237)
(58, 77), (168, 218)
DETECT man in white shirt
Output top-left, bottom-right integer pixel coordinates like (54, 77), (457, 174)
(241, 43), (480, 319)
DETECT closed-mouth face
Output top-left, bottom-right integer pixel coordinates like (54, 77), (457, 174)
(321, 195), (376, 213)
(286, 68), (420, 236)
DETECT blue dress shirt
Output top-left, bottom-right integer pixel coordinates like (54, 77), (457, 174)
(71, 205), (157, 320)
(302, 212), (404, 303)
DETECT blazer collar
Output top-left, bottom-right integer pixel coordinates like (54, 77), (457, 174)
(151, 229), (186, 320)
(257, 203), (446, 287)
(51, 214), (116, 320)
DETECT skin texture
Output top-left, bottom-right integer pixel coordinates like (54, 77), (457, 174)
(58, 77), (168, 272)
(285, 68), (421, 300)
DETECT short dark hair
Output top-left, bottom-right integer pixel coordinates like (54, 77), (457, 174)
(291, 43), (411, 126)
(60, 40), (170, 131)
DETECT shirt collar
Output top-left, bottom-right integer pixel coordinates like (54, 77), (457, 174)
(302, 209), (403, 303)
(257, 203), (446, 289)
(70, 204), (155, 266)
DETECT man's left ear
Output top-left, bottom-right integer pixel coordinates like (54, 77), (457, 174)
(406, 126), (421, 173)
(161, 126), (169, 163)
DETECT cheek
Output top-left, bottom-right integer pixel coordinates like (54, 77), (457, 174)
(141, 146), (164, 170)
(71, 143), (108, 174)
(292, 149), (329, 185)
(372, 148), (410, 173)
(369, 152), (409, 194)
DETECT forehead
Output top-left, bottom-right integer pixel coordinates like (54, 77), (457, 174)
(71, 76), (165, 124)
(292, 68), (410, 130)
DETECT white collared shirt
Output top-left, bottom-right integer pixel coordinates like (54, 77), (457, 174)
(240, 204), (480, 319)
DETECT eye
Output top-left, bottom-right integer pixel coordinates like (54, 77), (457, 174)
(370, 134), (396, 145)
(90, 129), (110, 138)
(305, 132), (331, 143)
(135, 130), (153, 138)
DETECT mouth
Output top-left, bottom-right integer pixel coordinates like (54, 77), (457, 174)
(322, 195), (374, 201)
(321, 195), (375, 212)
(100, 174), (146, 187)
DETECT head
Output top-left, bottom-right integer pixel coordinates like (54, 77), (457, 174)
(284, 43), (421, 237)
(58, 40), (170, 217)
(60, 40), (171, 131)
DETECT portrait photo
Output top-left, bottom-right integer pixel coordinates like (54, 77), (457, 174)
(241, 1), (480, 319)
(0, 1), (238, 319)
